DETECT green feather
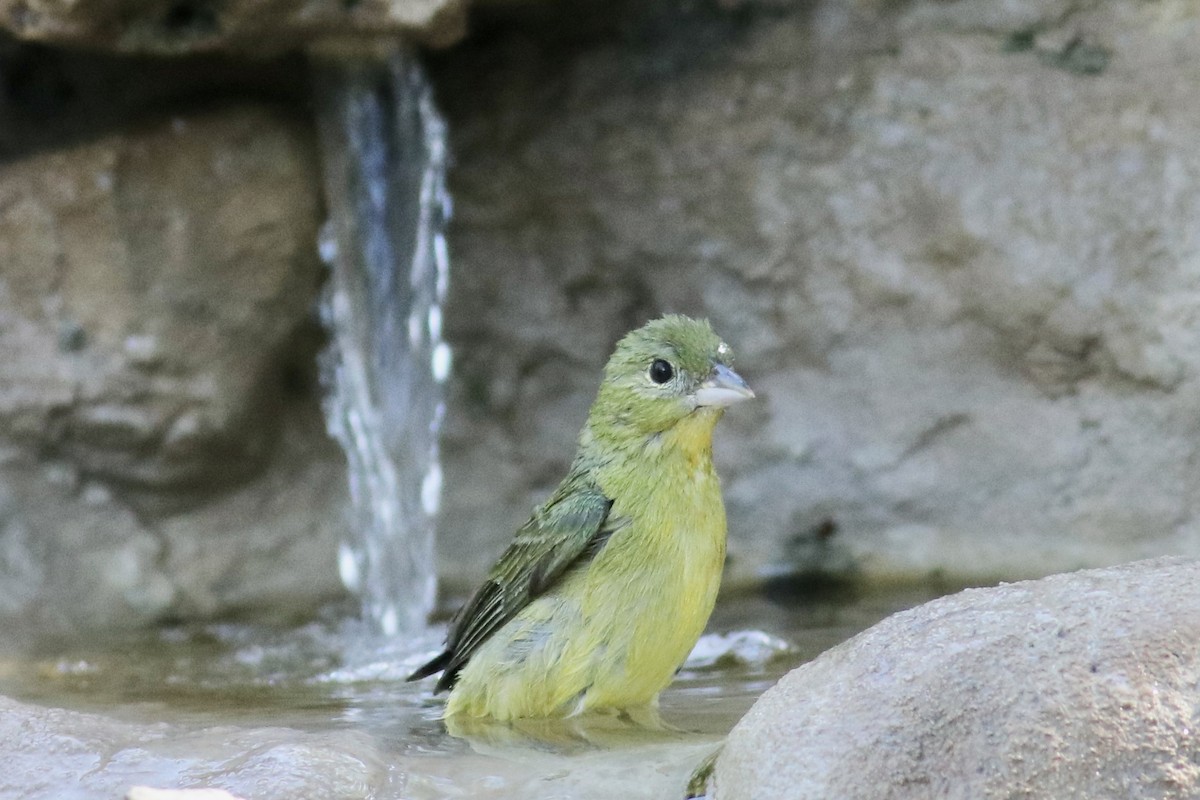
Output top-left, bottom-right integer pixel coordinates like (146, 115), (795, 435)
(409, 469), (616, 692)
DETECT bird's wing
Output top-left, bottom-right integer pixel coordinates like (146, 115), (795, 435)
(408, 474), (616, 692)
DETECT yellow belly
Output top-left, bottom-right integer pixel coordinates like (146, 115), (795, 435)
(445, 467), (726, 720)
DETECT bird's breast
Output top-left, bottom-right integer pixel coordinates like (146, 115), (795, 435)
(577, 448), (727, 704)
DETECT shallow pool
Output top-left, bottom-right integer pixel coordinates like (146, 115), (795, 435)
(0, 583), (949, 799)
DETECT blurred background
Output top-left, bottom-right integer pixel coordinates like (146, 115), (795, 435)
(2, 0), (1199, 644)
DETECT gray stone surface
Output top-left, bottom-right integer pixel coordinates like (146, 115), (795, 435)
(0, 104), (348, 637)
(430, 0), (1200, 587)
(709, 558), (1200, 800)
(0, 0), (465, 53)
(0, 695), (389, 800)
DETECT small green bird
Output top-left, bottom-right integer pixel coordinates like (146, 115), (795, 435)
(408, 315), (754, 720)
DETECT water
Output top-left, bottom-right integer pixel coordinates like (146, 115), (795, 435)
(0, 587), (947, 799)
(311, 45), (452, 639)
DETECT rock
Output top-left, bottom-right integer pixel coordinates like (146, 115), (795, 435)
(706, 558), (1200, 800)
(430, 0), (1200, 587)
(0, 104), (348, 637)
(0, 695), (388, 800)
(0, 0), (465, 54)
(0, 39), (311, 162)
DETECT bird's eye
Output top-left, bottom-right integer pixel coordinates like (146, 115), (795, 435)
(649, 359), (674, 384)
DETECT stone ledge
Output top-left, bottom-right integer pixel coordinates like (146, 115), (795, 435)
(0, 0), (467, 55)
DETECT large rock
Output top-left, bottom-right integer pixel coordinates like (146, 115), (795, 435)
(0, 104), (348, 637)
(707, 558), (1200, 800)
(0, 695), (389, 799)
(431, 0), (1200, 587)
(0, 0), (465, 54)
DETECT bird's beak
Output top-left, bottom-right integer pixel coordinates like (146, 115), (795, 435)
(695, 364), (755, 408)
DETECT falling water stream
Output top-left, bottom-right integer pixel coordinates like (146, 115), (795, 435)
(311, 44), (451, 639)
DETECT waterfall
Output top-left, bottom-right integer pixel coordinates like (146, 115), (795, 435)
(311, 45), (450, 638)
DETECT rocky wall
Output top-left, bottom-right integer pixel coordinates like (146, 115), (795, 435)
(0, 79), (350, 637)
(432, 0), (1200, 588)
(2, 0), (1200, 634)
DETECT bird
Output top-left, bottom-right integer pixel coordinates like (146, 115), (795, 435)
(408, 314), (754, 720)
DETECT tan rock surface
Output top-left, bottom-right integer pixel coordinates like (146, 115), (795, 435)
(0, 0), (466, 54)
(0, 104), (347, 636)
(711, 558), (1200, 799)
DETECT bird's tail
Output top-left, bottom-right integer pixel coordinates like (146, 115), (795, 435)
(407, 650), (452, 683)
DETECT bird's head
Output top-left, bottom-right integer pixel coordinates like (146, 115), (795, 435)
(587, 314), (754, 441)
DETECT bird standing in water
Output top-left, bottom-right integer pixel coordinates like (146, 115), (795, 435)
(408, 315), (754, 720)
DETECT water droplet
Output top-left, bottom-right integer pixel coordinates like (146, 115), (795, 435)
(338, 542), (361, 592)
(380, 605), (400, 637)
(432, 342), (452, 383)
(434, 234), (450, 299)
(408, 311), (423, 347)
(427, 304), (442, 341)
(421, 463), (443, 517)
